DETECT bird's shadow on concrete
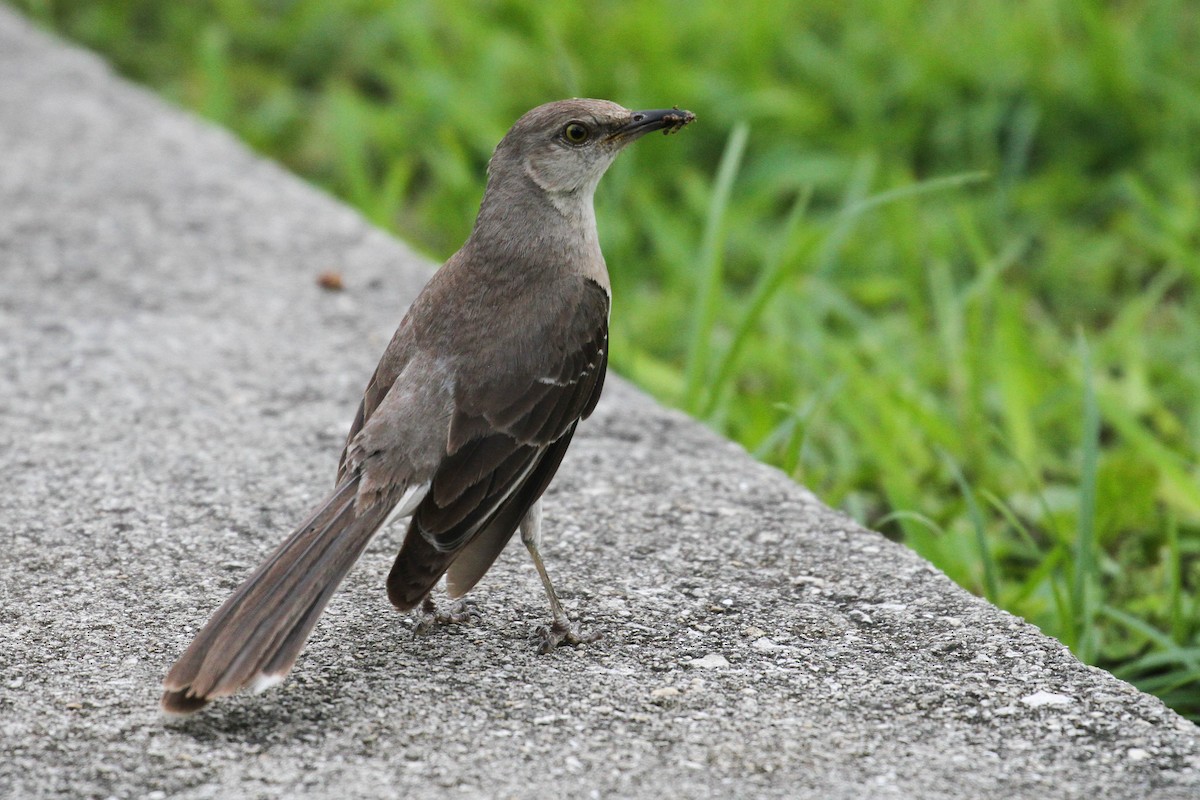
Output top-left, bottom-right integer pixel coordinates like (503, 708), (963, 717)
(158, 667), (381, 745)
(163, 700), (335, 745)
(157, 598), (609, 745)
(156, 625), (490, 743)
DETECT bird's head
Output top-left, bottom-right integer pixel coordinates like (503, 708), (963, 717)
(488, 99), (695, 196)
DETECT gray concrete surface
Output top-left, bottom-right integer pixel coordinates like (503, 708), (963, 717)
(0, 7), (1197, 798)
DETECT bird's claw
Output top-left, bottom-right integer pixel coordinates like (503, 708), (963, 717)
(535, 620), (600, 654)
(413, 599), (481, 636)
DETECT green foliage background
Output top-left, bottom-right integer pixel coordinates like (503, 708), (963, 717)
(16, 0), (1200, 718)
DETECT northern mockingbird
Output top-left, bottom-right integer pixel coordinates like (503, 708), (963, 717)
(161, 99), (695, 714)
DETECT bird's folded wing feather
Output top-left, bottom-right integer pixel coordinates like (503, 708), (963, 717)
(413, 275), (609, 552)
(336, 316), (415, 485)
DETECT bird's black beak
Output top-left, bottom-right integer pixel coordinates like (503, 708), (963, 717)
(611, 108), (696, 142)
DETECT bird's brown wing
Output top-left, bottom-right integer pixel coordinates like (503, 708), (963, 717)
(386, 277), (609, 609)
(336, 316), (415, 485)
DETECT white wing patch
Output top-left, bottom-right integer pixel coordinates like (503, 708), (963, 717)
(535, 351), (604, 387)
(383, 481), (432, 529)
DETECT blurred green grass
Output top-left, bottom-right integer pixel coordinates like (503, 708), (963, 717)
(16, 0), (1200, 718)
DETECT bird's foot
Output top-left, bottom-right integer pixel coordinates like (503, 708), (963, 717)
(414, 598), (481, 636)
(535, 619), (601, 654)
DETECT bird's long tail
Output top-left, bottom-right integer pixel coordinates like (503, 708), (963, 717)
(161, 476), (393, 714)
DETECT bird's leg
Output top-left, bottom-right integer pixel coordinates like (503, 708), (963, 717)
(521, 500), (600, 653)
(413, 595), (480, 636)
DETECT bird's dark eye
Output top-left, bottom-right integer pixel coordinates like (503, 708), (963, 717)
(563, 122), (590, 144)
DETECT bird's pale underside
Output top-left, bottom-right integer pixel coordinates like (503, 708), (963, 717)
(160, 99), (695, 714)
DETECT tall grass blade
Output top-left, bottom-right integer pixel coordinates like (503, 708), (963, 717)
(943, 451), (999, 601)
(701, 186), (812, 417)
(1073, 332), (1101, 662)
(683, 123), (749, 413)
